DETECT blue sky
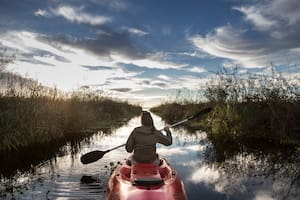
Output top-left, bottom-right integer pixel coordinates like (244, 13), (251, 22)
(1, 0), (300, 106)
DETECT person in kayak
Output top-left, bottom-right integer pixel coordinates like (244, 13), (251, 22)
(126, 111), (172, 165)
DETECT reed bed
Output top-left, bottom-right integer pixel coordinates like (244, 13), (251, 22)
(0, 72), (141, 156)
(151, 66), (300, 149)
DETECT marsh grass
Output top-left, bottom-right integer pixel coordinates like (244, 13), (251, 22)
(151, 65), (300, 154)
(0, 80), (141, 151)
(203, 66), (299, 146)
(0, 72), (141, 176)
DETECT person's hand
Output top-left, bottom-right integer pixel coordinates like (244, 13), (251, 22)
(164, 126), (172, 137)
(164, 126), (170, 131)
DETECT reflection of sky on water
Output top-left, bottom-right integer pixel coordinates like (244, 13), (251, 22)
(4, 113), (299, 200)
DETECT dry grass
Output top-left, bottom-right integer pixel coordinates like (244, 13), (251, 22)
(151, 65), (300, 148)
(0, 72), (142, 152)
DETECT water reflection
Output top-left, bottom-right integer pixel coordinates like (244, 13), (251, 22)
(0, 114), (299, 200)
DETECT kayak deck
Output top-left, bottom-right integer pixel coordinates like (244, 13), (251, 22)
(106, 158), (187, 200)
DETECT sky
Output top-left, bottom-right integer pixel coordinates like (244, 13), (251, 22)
(1, 0), (300, 107)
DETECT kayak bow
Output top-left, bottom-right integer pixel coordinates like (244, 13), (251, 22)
(106, 157), (187, 200)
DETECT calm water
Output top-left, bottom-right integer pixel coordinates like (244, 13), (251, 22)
(1, 113), (299, 200)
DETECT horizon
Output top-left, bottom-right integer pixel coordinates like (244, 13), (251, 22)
(1, 0), (300, 107)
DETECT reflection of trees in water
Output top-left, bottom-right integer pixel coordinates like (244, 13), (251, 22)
(181, 126), (300, 199)
(172, 128), (299, 199)
(0, 122), (122, 177)
(204, 147), (299, 199)
(0, 130), (114, 199)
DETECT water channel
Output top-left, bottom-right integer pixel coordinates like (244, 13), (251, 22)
(1, 113), (299, 200)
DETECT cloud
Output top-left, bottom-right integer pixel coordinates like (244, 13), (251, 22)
(110, 88), (131, 92)
(35, 5), (112, 26)
(0, 30), (141, 91)
(187, 0), (300, 68)
(34, 9), (51, 17)
(26, 16), (192, 70)
(189, 24), (300, 68)
(152, 81), (168, 88)
(140, 74), (206, 91)
(41, 30), (146, 60)
(274, 0), (300, 25)
(157, 75), (171, 81)
(88, 0), (127, 11)
(29, 27), (185, 70)
(187, 67), (207, 73)
(233, 0), (300, 39)
(81, 65), (115, 71)
(177, 76), (206, 89)
(123, 27), (149, 36)
(107, 0), (127, 11)
(110, 52), (188, 69)
(233, 6), (277, 31)
(141, 80), (150, 85)
(54, 5), (112, 25)
(189, 25), (263, 67)
(177, 51), (214, 59)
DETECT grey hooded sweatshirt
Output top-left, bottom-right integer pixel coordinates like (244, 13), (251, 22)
(125, 126), (172, 163)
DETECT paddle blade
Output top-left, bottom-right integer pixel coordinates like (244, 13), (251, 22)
(80, 150), (107, 164)
(189, 107), (213, 120)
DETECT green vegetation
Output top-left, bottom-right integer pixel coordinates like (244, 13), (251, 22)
(0, 74), (141, 176)
(0, 73), (141, 175)
(151, 66), (300, 153)
(0, 88), (141, 152)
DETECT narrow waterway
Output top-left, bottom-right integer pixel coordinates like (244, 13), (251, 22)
(1, 113), (299, 200)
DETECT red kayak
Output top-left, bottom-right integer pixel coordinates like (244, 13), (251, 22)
(106, 157), (187, 200)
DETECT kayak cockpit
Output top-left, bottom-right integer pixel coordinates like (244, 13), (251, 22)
(133, 178), (164, 186)
(106, 157), (187, 200)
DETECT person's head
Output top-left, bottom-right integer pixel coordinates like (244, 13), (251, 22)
(141, 111), (154, 127)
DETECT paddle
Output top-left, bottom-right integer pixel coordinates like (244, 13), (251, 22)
(80, 106), (212, 164)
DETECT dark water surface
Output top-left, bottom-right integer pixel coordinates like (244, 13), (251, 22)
(1, 113), (299, 199)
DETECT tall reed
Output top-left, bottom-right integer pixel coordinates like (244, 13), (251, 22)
(151, 65), (300, 148)
(0, 72), (141, 152)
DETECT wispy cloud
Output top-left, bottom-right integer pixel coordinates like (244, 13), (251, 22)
(0, 30), (140, 91)
(233, 0), (300, 39)
(189, 25), (266, 67)
(89, 0), (128, 11)
(189, 3), (300, 68)
(177, 76), (206, 89)
(178, 51), (214, 59)
(35, 5), (112, 26)
(157, 75), (171, 81)
(187, 0), (300, 68)
(110, 52), (188, 69)
(34, 9), (51, 17)
(187, 66), (207, 73)
(233, 6), (277, 31)
(44, 32), (186, 70)
(110, 88), (132, 92)
(123, 27), (149, 36)
(43, 29), (145, 60)
(53, 5), (112, 25)
(151, 80), (168, 88)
